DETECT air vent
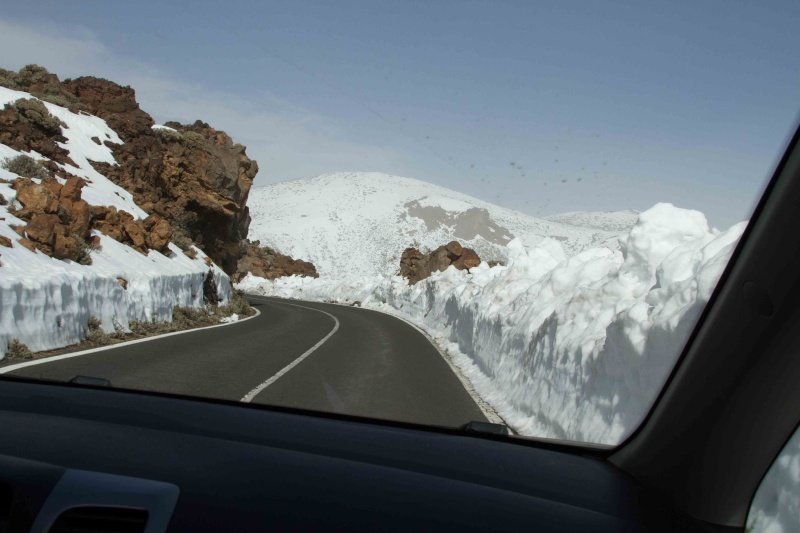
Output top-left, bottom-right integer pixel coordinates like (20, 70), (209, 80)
(48, 506), (148, 533)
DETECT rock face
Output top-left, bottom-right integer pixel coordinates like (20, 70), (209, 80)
(10, 176), (173, 260)
(399, 240), (481, 284)
(67, 75), (258, 274)
(234, 241), (318, 283)
(0, 65), (318, 279)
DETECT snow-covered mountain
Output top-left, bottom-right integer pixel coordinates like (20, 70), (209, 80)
(544, 210), (640, 232)
(248, 172), (636, 279)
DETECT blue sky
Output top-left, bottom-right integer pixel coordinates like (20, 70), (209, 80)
(0, 1), (798, 228)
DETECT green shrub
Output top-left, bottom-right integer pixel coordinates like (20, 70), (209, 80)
(12, 98), (66, 133)
(154, 127), (182, 142)
(1, 154), (51, 180)
(5, 339), (33, 359)
(180, 131), (205, 149)
(15, 64), (51, 88)
(32, 84), (86, 110)
(0, 68), (20, 90)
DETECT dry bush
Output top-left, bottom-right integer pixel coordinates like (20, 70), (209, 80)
(13, 98), (66, 133)
(1, 154), (51, 180)
(5, 339), (33, 359)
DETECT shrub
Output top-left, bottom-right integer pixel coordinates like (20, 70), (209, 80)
(32, 84), (86, 110)
(154, 127), (182, 143)
(180, 131), (205, 149)
(172, 305), (216, 329)
(74, 234), (93, 265)
(5, 339), (33, 359)
(84, 315), (126, 346)
(217, 290), (255, 319)
(15, 64), (51, 88)
(1, 154), (51, 180)
(0, 68), (20, 90)
(12, 98), (66, 133)
(170, 228), (194, 250)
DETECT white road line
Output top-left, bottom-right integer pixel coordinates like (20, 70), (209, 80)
(0, 306), (261, 375)
(240, 297), (340, 403)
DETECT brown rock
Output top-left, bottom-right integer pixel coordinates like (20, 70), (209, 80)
(117, 277), (128, 290)
(53, 233), (79, 261)
(67, 200), (92, 237)
(122, 220), (147, 252)
(399, 241), (482, 284)
(59, 177), (85, 202)
(145, 217), (172, 253)
(18, 238), (37, 253)
(0, 235), (12, 247)
(460, 248), (481, 269)
(445, 240), (463, 258)
(14, 180), (52, 212)
(233, 241), (318, 283)
(25, 213), (59, 245)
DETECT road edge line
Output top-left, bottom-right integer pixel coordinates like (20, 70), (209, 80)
(0, 306), (261, 375)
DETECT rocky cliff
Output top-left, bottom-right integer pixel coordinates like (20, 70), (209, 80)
(0, 64), (315, 279)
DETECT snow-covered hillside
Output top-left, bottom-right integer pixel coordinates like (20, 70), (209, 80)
(544, 210), (641, 232)
(0, 86), (230, 356)
(248, 172), (635, 279)
(239, 202), (747, 445)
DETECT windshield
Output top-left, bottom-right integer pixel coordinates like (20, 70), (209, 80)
(0, 1), (797, 447)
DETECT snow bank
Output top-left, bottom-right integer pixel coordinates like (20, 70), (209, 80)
(238, 203), (746, 445)
(0, 88), (231, 357)
(748, 428), (800, 533)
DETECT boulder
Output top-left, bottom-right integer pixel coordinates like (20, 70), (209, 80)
(233, 241), (318, 283)
(25, 213), (59, 245)
(399, 241), (482, 284)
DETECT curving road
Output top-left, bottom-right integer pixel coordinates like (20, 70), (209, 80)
(4, 295), (489, 428)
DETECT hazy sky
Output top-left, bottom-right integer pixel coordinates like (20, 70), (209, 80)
(1, 1), (798, 228)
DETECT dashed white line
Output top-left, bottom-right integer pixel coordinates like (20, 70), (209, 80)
(241, 297), (340, 403)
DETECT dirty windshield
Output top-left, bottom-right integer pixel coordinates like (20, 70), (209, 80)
(0, 1), (797, 448)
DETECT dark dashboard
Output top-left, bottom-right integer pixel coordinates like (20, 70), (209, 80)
(0, 378), (708, 532)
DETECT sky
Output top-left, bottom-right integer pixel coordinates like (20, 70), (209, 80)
(0, 0), (798, 229)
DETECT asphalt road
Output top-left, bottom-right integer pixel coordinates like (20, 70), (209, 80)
(6, 295), (488, 428)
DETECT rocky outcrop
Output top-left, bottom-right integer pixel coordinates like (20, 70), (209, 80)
(66, 74), (257, 274)
(233, 241), (318, 283)
(0, 64), (317, 279)
(399, 241), (481, 284)
(0, 100), (74, 172)
(10, 176), (172, 260)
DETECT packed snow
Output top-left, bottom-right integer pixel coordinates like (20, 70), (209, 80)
(748, 427), (800, 533)
(0, 88), (231, 357)
(239, 202), (746, 445)
(247, 172), (636, 279)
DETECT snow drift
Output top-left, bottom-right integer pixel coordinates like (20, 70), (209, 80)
(239, 203), (746, 445)
(0, 86), (231, 357)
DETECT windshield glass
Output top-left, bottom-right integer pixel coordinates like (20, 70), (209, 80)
(0, 1), (797, 446)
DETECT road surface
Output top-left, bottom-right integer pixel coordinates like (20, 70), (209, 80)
(6, 295), (489, 428)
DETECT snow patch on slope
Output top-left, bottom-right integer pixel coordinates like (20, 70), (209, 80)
(239, 203), (745, 445)
(247, 172), (633, 279)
